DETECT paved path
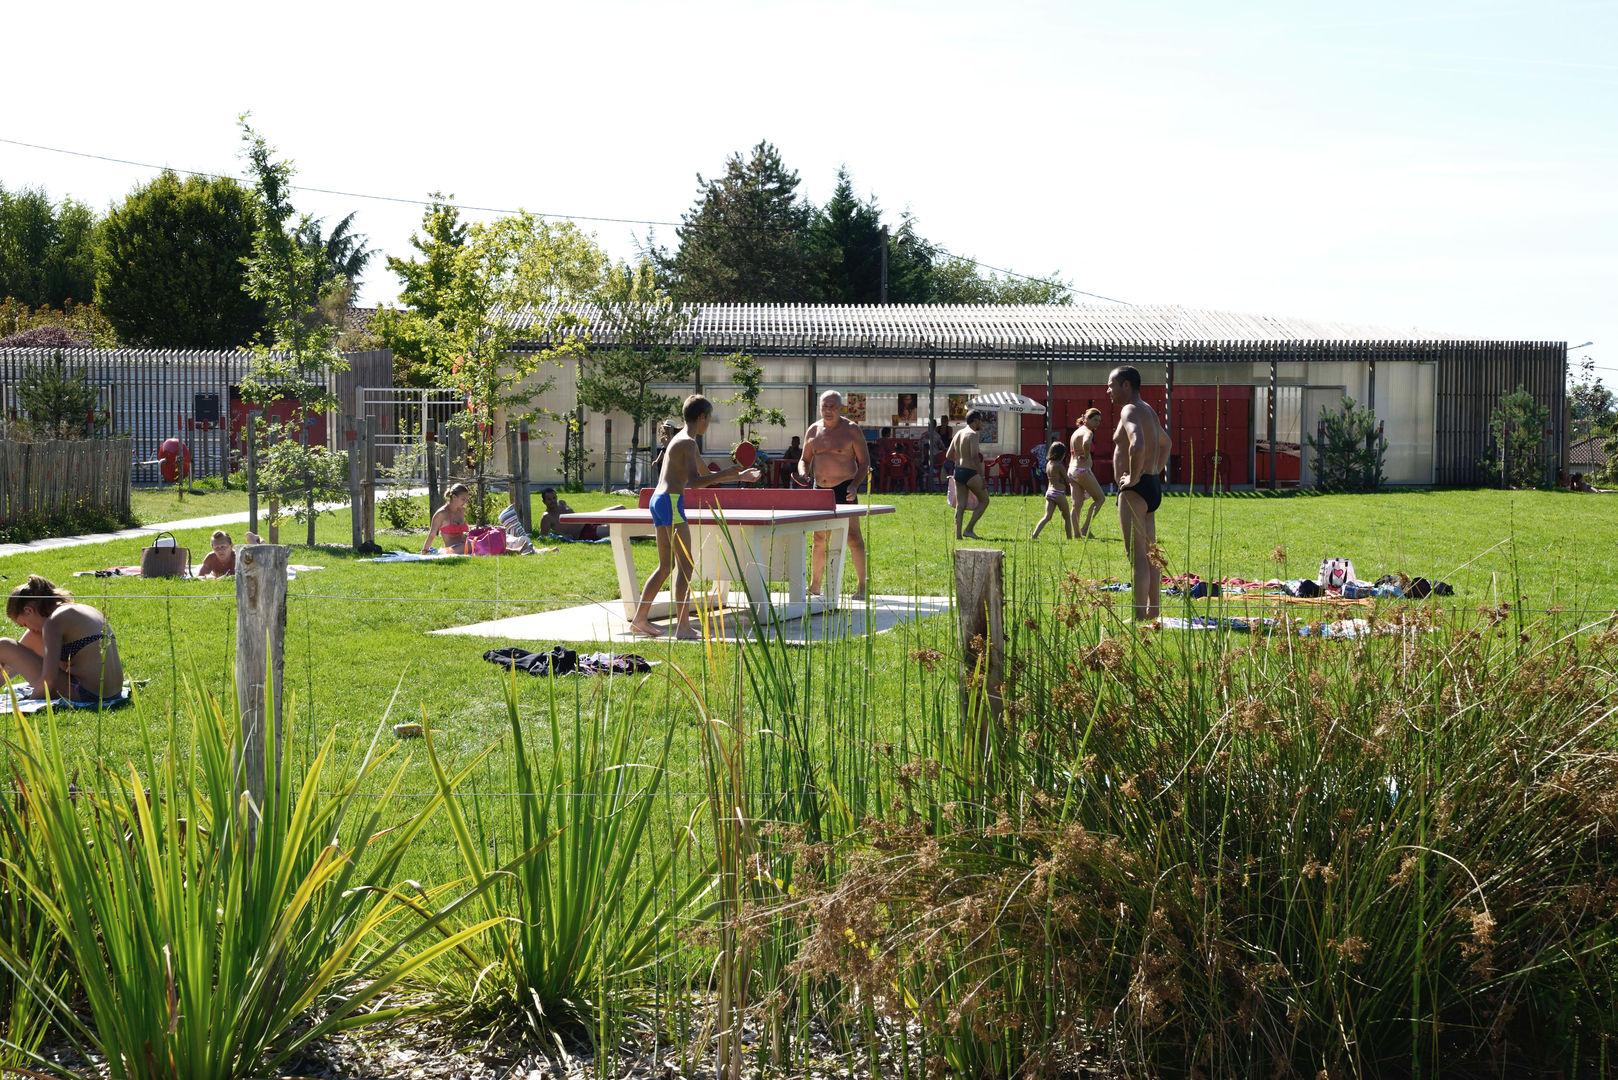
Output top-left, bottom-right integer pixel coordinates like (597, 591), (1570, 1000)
(0, 501), (360, 561)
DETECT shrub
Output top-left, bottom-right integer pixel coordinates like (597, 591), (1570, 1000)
(1306, 395), (1385, 491)
(8, 350), (108, 440)
(1490, 384), (1552, 488)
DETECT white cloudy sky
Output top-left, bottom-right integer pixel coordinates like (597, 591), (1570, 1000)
(4, 0), (1613, 378)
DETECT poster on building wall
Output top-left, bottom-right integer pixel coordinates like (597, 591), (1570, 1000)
(948, 394), (970, 421)
(982, 412), (999, 444)
(843, 393), (867, 422)
(896, 393), (917, 424)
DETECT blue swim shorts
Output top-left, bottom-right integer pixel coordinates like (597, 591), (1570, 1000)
(649, 491), (686, 527)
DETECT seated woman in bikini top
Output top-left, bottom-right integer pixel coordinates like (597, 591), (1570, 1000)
(1, 575), (125, 703)
(424, 483), (472, 554)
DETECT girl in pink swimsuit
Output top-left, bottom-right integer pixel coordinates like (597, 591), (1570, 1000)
(1032, 442), (1072, 539)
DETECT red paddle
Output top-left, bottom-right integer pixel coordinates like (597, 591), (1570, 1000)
(734, 441), (758, 468)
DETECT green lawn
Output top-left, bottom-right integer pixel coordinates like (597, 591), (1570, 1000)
(130, 483), (252, 525)
(5, 486), (1615, 879)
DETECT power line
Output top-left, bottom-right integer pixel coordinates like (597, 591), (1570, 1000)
(0, 134), (1112, 303)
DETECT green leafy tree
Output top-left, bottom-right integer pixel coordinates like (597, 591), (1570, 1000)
(0, 183), (99, 309)
(1306, 396), (1385, 492)
(378, 208), (584, 521)
(576, 294), (702, 457)
(95, 170), (266, 347)
(296, 211), (374, 297)
(0, 298), (118, 348)
(1489, 385), (1552, 489)
(10, 350), (106, 440)
(1569, 357), (1615, 443)
(813, 168), (886, 303)
(721, 351), (786, 446)
(237, 117), (346, 412)
(257, 439), (349, 546)
(927, 254), (1072, 303)
(478, 212), (614, 307)
(372, 195), (468, 387)
(660, 140), (820, 302)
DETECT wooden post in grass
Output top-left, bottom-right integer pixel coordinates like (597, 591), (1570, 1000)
(360, 417), (377, 545)
(954, 548), (1005, 739)
(518, 419), (532, 532)
(236, 543), (289, 853)
(346, 418), (362, 550)
(425, 419), (441, 517)
(246, 411), (261, 536)
(506, 422), (521, 520)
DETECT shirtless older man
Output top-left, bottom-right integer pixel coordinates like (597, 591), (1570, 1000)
(1109, 366), (1172, 621)
(799, 390), (869, 598)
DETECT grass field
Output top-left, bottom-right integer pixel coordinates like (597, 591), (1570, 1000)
(5, 485), (1618, 1076)
(9, 487), (1617, 774)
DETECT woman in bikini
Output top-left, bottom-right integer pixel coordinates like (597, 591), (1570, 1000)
(1068, 408), (1108, 538)
(423, 482), (471, 554)
(1031, 441), (1072, 539)
(1, 575), (125, 703)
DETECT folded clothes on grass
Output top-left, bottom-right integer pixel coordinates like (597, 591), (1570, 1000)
(1161, 615), (1398, 638)
(483, 646), (655, 677)
(542, 533), (612, 544)
(2, 679), (133, 714)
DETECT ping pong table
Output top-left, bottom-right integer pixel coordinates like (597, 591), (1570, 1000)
(560, 488), (895, 625)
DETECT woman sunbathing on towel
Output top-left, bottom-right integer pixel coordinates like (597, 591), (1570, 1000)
(424, 483), (471, 554)
(198, 529), (264, 577)
(1, 575), (125, 703)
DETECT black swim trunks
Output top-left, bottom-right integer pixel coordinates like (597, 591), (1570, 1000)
(831, 478), (855, 504)
(953, 467), (977, 485)
(1123, 473), (1163, 513)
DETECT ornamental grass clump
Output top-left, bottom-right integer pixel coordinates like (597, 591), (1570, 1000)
(0, 689), (499, 1080)
(769, 577), (1618, 1078)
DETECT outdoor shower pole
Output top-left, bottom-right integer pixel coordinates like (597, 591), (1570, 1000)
(1267, 356), (1278, 491)
(1044, 357), (1053, 448)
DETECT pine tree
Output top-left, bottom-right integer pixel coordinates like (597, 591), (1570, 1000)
(13, 350), (102, 440)
(662, 141), (819, 302)
(1306, 396), (1386, 491)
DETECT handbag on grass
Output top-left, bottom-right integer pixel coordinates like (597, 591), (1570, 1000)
(139, 532), (191, 579)
(1317, 557), (1356, 589)
(468, 525), (507, 555)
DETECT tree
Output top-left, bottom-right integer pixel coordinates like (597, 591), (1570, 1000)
(95, 170), (266, 347)
(661, 140), (820, 302)
(372, 195), (468, 387)
(10, 350), (106, 440)
(1305, 396), (1385, 492)
(1569, 357), (1616, 443)
(721, 351), (786, 447)
(1489, 385), (1552, 489)
(0, 298), (117, 348)
(813, 168), (886, 303)
(237, 117), (345, 411)
(0, 183), (99, 309)
(477, 213), (614, 307)
(926, 254), (1072, 304)
(297, 211), (374, 297)
(576, 293), (702, 459)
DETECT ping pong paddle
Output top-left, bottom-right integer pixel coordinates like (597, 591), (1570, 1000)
(734, 441), (757, 468)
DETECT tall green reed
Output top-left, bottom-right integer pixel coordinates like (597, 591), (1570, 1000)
(0, 687), (500, 1080)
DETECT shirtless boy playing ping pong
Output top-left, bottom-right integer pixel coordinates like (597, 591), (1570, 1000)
(628, 394), (760, 639)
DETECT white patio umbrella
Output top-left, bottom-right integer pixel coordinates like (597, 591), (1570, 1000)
(967, 391), (1046, 415)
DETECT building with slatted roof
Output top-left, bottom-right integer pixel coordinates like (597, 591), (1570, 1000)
(505, 302), (1566, 491)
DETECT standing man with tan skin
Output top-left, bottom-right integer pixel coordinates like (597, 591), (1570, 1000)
(946, 410), (992, 540)
(628, 395), (760, 639)
(799, 391), (870, 599)
(1109, 366), (1172, 621)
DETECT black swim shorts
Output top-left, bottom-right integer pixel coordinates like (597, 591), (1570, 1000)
(953, 467), (977, 485)
(1123, 473), (1163, 514)
(831, 478), (855, 504)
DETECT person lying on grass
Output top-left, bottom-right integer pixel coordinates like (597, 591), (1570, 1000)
(628, 394), (760, 640)
(197, 529), (262, 577)
(1, 575), (125, 703)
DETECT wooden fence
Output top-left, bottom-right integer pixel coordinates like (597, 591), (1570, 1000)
(0, 437), (132, 520)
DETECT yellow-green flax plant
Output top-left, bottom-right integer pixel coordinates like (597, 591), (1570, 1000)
(419, 669), (712, 1046)
(1, 689), (502, 1080)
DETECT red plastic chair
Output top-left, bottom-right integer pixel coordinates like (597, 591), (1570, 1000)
(993, 454), (1016, 493)
(1011, 455), (1035, 495)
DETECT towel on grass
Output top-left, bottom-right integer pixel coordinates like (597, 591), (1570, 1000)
(2, 680), (133, 714)
(542, 532), (612, 544)
(359, 550), (470, 563)
(74, 564), (324, 580)
(483, 647), (655, 677)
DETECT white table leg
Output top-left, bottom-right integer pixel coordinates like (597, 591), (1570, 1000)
(610, 526), (641, 620)
(825, 519), (851, 608)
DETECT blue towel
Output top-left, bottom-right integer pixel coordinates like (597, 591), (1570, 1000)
(2, 680), (133, 714)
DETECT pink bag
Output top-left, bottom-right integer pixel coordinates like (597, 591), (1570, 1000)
(946, 475), (981, 511)
(468, 526), (507, 555)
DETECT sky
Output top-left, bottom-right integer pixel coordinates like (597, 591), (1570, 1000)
(3, 0), (1613, 381)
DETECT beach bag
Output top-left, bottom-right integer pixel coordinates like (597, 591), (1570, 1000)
(1317, 557), (1355, 589)
(946, 475), (981, 511)
(468, 525), (507, 555)
(139, 532), (190, 579)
